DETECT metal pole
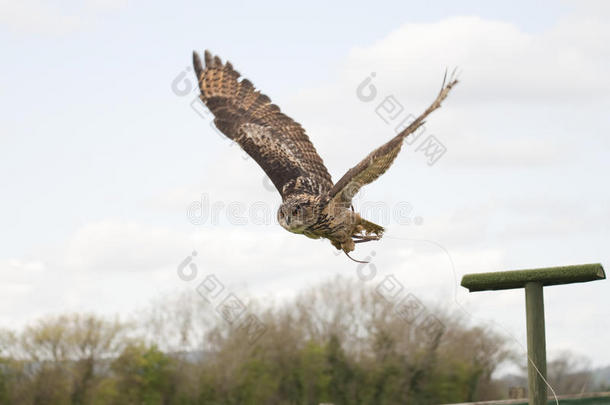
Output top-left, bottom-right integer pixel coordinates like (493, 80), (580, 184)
(525, 282), (547, 405)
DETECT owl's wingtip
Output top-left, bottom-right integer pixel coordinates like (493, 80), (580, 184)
(192, 51), (203, 79)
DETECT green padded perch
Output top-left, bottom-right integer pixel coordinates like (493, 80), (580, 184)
(460, 263), (606, 405)
(461, 263), (605, 292)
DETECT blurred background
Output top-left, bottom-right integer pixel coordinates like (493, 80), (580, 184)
(1, 0), (609, 403)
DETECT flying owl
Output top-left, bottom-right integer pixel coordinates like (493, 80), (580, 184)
(192, 50), (457, 262)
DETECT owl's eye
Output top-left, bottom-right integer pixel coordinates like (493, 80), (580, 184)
(279, 211), (284, 218)
(292, 205), (300, 216)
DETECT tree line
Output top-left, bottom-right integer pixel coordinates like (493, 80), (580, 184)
(0, 276), (596, 404)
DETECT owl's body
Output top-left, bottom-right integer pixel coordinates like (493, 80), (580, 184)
(277, 194), (384, 253)
(192, 50), (457, 258)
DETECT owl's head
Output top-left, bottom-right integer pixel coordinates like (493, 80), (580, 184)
(277, 198), (316, 233)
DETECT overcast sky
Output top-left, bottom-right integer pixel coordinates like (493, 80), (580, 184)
(1, 0), (609, 372)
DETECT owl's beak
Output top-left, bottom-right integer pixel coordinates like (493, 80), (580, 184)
(285, 215), (291, 225)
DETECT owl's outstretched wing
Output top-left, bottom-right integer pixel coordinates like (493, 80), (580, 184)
(193, 50), (333, 200)
(328, 74), (458, 206)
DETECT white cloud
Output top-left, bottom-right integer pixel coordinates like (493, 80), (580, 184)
(0, 259), (45, 296)
(63, 220), (190, 273)
(286, 14), (610, 173)
(0, 0), (85, 34)
(0, 0), (128, 35)
(345, 16), (610, 102)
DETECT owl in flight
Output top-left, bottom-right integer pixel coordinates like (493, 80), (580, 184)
(192, 50), (457, 262)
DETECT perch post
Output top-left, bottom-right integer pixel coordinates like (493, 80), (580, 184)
(461, 263), (605, 405)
